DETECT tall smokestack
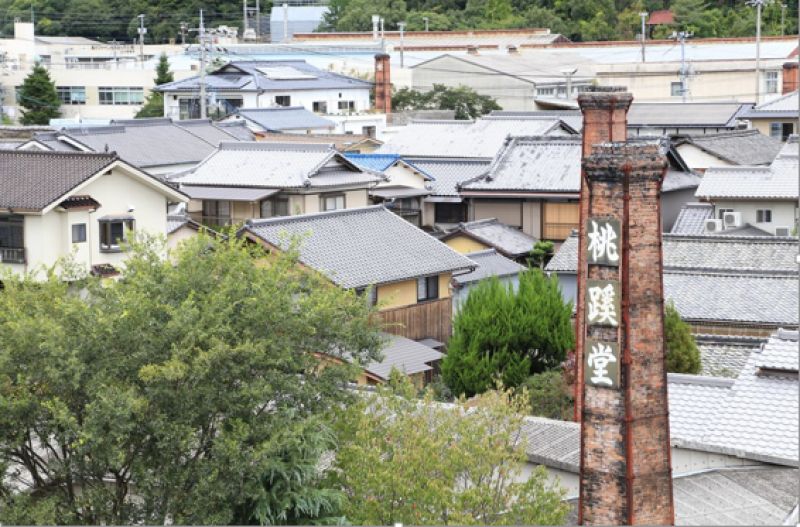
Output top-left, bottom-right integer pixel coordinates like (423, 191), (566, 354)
(374, 53), (391, 115)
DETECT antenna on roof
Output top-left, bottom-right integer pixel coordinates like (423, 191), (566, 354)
(104, 144), (109, 153)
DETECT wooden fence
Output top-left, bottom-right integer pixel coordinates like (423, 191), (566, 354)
(377, 297), (453, 343)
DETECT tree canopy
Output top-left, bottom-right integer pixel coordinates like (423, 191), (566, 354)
(329, 374), (569, 525)
(136, 53), (173, 118)
(17, 62), (60, 125)
(664, 301), (701, 374)
(0, 233), (383, 524)
(442, 269), (574, 397)
(393, 84), (502, 120)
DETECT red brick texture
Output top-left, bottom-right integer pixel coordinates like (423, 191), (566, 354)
(374, 53), (392, 114)
(578, 141), (675, 526)
(783, 62), (798, 95)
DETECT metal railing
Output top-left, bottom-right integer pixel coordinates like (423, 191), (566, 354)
(0, 246), (25, 264)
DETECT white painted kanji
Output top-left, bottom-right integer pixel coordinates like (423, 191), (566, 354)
(587, 342), (617, 386)
(587, 283), (618, 326)
(587, 219), (619, 264)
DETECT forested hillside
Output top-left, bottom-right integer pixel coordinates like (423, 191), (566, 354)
(0, 0), (796, 43)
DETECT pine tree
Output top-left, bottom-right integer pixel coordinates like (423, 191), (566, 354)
(136, 53), (174, 118)
(665, 301), (702, 374)
(442, 269), (574, 397)
(17, 63), (60, 125)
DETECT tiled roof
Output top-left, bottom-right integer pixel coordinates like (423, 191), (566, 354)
(662, 169), (702, 192)
(366, 334), (443, 380)
(155, 60), (372, 93)
(696, 335), (763, 378)
(44, 118), (229, 169)
(680, 130), (783, 166)
(696, 149), (799, 199)
(543, 231), (579, 273)
(460, 136), (582, 193)
(445, 218), (537, 257)
(487, 110), (583, 132)
(626, 102), (750, 128)
(344, 153), (401, 172)
(403, 157), (491, 197)
(671, 203), (714, 235)
(521, 416), (579, 473)
(241, 206), (475, 289)
(234, 107), (335, 132)
(166, 214), (190, 235)
(453, 249), (525, 285)
(743, 90), (799, 118)
(668, 374), (734, 442)
(0, 150), (117, 211)
(175, 142), (381, 189)
(377, 118), (570, 158)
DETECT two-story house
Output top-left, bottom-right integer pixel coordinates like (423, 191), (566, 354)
(239, 205), (475, 343)
(172, 142), (382, 226)
(0, 150), (187, 278)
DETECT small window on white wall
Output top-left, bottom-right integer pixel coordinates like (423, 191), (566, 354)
(756, 209), (772, 223)
(71, 223), (87, 243)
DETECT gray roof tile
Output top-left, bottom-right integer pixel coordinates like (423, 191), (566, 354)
(681, 130), (783, 165)
(743, 90), (799, 118)
(696, 336), (762, 378)
(626, 102), (750, 128)
(403, 157), (491, 197)
(176, 141), (381, 189)
(544, 232), (579, 273)
(234, 106), (335, 132)
(241, 206), (475, 289)
(668, 374), (734, 442)
(671, 203), (714, 235)
(696, 149), (799, 199)
(0, 150), (117, 211)
(377, 118), (569, 158)
(454, 249), (525, 285)
(445, 218), (537, 257)
(366, 334), (443, 380)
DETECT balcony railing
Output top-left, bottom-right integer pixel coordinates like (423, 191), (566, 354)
(0, 247), (26, 264)
(377, 297), (453, 344)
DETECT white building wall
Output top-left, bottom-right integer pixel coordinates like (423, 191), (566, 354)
(711, 200), (798, 234)
(675, 144), (735, 172)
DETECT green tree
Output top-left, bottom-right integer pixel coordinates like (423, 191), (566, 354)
(0, 233), (382, 524)
(17, 62), (60, 125)
(530, 240), (555, 268)
(136, 53), (174, 118)
(392, 84), (501, 119)
(524, 370), (573, 421)
(664, 301), (701, 374)
(330, 377), (569, 525)
(324, 0), (408, 31)
(442, 269), (574, 397)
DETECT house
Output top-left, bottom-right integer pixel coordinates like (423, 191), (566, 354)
(344, 153), (434, 226)
(440, 218), (537, 261)
(18, 118), (252, 177)
(458, 135), (699, 239)
(742, 90), (798, 140)
(545, 232), (798, 335)
(645, 9), (675, 37)
(224, 106), (336, 134)
(451, 249), (525, 313)
(239, 206), (475, 342)
(254, 132), (383, 153)
(0, 150), (188, 277)
(625, 102), (751, 136)
(695, 139), (799, 236)
(360, 333), (444, 386)
(673, 129), (783, 172)
(154, 60), (373, 120)
(173, 142), (382, 226)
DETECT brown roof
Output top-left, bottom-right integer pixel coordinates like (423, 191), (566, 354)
(58, 195), (101, 210)
(647, 10), (675, 25)
(0, 150), (117, 212)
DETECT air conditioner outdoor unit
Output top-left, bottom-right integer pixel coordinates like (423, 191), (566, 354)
(775, 226), (791, 237)
(723, 211), (742, 228)
(704, 219), (723, 232)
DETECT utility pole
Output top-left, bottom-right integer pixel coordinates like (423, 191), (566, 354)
(398, 21), (405, 68)
(137, 14), (146, 68)
(747, 0), (767, 104)
(781, 3), (787, 35)
(640, 12), (648, 63)
(380, 17), (385, 52)
(423, 16), (429, 31)
(671, 31), (693, 102)
(255, 0), (260, 41)
(242, 0), (248, 37)
(180, 22), (187, 45)
(192, 9), (209, 119)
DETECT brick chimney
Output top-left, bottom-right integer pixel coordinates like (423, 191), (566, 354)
(575, 87), (674, 525)
(782, 62), (798, 94)
(374, 53), (392, 114)
(574, 86), (633, 421)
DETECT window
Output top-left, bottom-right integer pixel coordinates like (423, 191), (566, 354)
(542, 201), (580, 240)
(57, 86), (86, 105)
(99, 86), (144, 105)
(202, 200), (231, 224)
(0, 215), (24, 248)
(717, 208), (733, 219)
(537, 87), (555, 96)
(770, 122), (783, 138)
(362, 125), (376, 138)
(434, 203), (467, 224)
(321, 194), (345, 211)
(337, 100), (355, 111)
(275, 95), (291, 107)
(71, 223), (87, 243)
(312, 101), (327, 113)
(765, 71), (779, 94)
(756, 209), (772, 223)
(417, 275), (439, 302)
(99, 218), (133, 252)
(670, 82), (683, 97)
(260, 197), (289, 218)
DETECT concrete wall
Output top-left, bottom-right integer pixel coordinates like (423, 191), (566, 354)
(662, 187), (698, 232)
(444, 234), (489, 254)
(377, 272), (452, 310)
(751, 117), (796, 138)
(548, 271), (577, 306)
(675, 144), (734, 172)
(712, 200), (798, 234)
(472, 199), (523, 228)
(379, 164), (428, 190)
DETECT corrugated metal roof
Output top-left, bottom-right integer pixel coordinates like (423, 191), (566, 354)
(453, 249), (525, 285)
(176, 119), (252, 144)
(181, 186), (280, 201)
(627, 102), (749, 128)
(235, 106), (335, 132)
(377, 118), (569, 158)
(242, 206), (475, 289)
(176, 141), (380, 189)
(0, 150), (117, 211)
(344, 153), (401, 172)
(461, 136), (582, 193)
